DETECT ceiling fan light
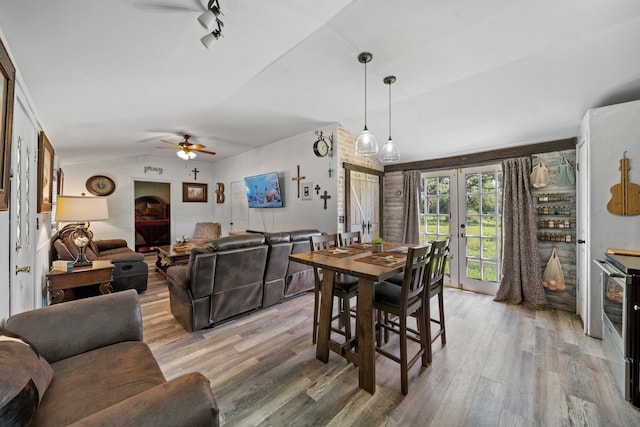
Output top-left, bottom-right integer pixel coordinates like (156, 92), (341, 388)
(198, 10), (216, 30)
(355, 129), (378, 156)
(188, 151), (197, 159)
(380, 138), (400, 162)
(200, 32), (217, 49)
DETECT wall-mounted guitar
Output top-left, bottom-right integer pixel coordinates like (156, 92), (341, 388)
(607, 151), (640, 216)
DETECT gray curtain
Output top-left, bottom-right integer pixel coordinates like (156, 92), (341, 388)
(494, 157), (547, 309)
(402, 170), (421, 245)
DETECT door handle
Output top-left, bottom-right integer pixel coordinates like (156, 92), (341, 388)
(15, 265), (31, 275)
(578, 239), (586, 244)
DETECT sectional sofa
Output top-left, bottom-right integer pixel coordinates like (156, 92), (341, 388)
(165, 229), (321, 332)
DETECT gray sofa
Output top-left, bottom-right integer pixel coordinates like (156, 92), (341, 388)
(2, 290), (218, 426)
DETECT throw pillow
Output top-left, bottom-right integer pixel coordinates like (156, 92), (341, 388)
(0, 328), (54, 426)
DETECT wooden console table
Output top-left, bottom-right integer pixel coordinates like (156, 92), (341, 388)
(46, 262), (115, 304)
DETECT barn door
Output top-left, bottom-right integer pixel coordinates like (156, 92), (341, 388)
(348, 170), (380, 242)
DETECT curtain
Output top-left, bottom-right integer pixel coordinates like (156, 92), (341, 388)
(402, 170), (421, 245)
(494, 157), (547, 309)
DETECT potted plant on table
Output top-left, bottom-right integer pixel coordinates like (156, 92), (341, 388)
(371, 237), (384, 253)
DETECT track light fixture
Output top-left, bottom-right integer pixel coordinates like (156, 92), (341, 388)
(355, 52), (378, 157)
(380, 75), (400, 163)
(199, 0), (224, 48)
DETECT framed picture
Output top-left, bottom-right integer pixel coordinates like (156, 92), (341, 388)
(182, 182), (208, 202)
(0, 37), (16, 211)
(301, 181), (313, 200)
(37, 131), (54, 212)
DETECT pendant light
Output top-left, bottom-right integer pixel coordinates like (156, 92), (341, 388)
(380, 75), (400, 163)
(355, 52), (378, 156)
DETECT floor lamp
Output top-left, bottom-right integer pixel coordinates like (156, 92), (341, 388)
(55, 196), (109, 267)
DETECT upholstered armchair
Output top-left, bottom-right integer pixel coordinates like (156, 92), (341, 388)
(190, 222), (222, 246)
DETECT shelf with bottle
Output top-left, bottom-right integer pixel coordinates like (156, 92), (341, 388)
(538, 219), (571, 229)
(537, 232), (574, 243)
(536, 193), (572, 203)
(537, 206), (572, 215)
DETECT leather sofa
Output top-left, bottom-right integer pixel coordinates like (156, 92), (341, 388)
(52, 224), (148, 293)
(2, 290), (218, 426)
(166, 234), (269, 332)
(166, 230), (320, 331)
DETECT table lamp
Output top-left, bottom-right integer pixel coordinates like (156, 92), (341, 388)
(55, 195), (109, 267)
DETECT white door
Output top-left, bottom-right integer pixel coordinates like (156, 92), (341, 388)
(421, 164), (503, 295)
(576, 137), (590, 331)
(9, 98), (38, 314)
(230, 180), (248, 232)
(350, 171), (379, 242)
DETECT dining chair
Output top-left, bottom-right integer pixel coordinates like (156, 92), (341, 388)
(338, 231), (361, 247)
(373, 244), (431, 395)
(424, 239), (450, 363)
(309, 234), (359, 345)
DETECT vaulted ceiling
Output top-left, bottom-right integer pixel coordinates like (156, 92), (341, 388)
(1, 0), (639, 165)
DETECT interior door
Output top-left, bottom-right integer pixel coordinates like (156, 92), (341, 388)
(230, 180), (248, 232)
(349, 171), (379, 241)
(421, 164), (502, 295)
(10, 98), (38, 314)
(576, 137), (589, 330)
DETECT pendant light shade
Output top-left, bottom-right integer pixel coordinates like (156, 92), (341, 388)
(355, 52), (378, 156)
(380, 75), (400, 163)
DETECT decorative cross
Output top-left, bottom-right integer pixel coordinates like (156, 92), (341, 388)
(192, 168), (200, 180)
(291, 165), (306, 198)
(320, 191), (331, 210)
(314, 184), (321, 195)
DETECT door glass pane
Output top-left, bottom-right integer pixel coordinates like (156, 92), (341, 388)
(420, 176), (451, 244)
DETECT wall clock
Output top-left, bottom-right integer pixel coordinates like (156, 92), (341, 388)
(313, 138), (329, 157)
(86, 175), (116, 196)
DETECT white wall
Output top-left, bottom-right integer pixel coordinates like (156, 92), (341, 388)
(60, 155), (216, 245)
(213, 125), (340, 235)
(584, 99), (640, 338)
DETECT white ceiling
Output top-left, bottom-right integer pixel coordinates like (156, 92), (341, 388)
(1, 0), (639, 165)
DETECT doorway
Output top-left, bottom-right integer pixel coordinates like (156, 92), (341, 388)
(344, 164), (383, 242)
(420, 164), (503, 295)
(133, 181), (171, 252)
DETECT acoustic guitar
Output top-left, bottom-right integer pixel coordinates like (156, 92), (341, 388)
(607, 152), (640, 216)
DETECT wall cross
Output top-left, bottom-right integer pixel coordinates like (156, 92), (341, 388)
(291, 165), (306, 198)
(320, 191), (331, 210)
(192, 168), (200, 180)
(314, 184), (321, 195)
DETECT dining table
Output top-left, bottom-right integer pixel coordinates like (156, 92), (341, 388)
(289, 241), (410, 394)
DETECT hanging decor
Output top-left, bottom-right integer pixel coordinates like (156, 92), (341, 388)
(607, 152), (640, 216)
(354, 52), (378, 156)
(380, 75), (400, 163)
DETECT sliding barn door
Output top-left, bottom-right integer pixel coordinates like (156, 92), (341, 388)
(349, 171), (380, 242)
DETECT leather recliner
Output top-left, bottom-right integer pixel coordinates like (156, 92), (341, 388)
(166, 234), (269, 332)
(285, 229), (321, 298)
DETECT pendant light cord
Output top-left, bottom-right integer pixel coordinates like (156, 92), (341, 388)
(388, 80), (392, 140)
(363, 59), (368, 131)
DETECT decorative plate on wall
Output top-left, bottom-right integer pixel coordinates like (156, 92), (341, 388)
(86, 175), (116, 196)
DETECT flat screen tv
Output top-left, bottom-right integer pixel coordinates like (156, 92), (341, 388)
(244, 172), (283, 208)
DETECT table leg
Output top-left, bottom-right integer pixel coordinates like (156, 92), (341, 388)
(357, 278), (376, 394)
(316, 272), (334, 363)
(99, 282), (114, 294)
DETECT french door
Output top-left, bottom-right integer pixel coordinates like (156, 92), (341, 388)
(420, 164), (503, 295)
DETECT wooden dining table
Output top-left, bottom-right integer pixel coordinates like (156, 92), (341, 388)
(289, 242), (409, 394)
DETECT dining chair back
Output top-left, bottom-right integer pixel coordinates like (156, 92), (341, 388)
(338, 231), (361, 247)
(373, 244), (431, 394)
(309, 234), (359, 346)
(425, 239), (449, 363)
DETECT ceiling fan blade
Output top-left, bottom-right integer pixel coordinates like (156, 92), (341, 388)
(190, 144), (205, 150)
(193, 149), (216, 155)
(134, 2), (201, 13)
(161, 140), (181, 147)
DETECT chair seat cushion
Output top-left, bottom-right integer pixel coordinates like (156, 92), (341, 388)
(34, 341), (165, 426)
(374, 280), (402, 307)
(385, 273), (404, 286)
(335, 274), (359, 294)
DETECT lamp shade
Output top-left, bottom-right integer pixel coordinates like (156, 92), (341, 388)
(380, 139), (400, 162)
(201, 32), (217, 49)
(198, 10), (217, 30)
(355, 129), (378, 156)
(55, 196), (109, 222)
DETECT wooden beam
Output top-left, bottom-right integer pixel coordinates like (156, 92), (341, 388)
(384, 137), (577, 172)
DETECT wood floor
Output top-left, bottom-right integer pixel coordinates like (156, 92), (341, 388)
(140, 256), (640, 426)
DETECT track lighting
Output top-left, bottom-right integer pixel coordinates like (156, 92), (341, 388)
(198, 0), (224, 49)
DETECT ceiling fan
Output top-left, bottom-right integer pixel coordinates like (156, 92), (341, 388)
(161, 135), (216, 160)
